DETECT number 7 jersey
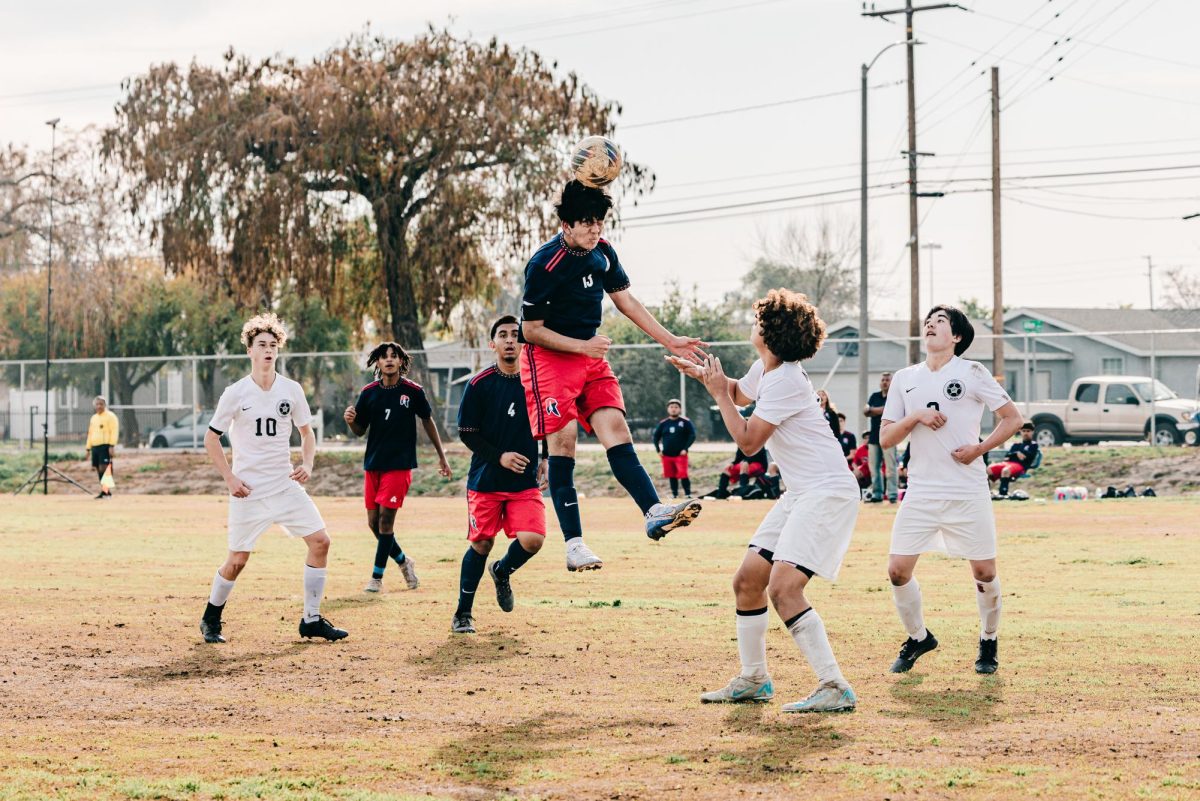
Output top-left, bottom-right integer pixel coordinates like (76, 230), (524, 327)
(210, 374), (313, 499)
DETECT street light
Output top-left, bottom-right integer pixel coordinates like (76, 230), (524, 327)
(859, 40), (918, 418)
(921, 241), (941, 306)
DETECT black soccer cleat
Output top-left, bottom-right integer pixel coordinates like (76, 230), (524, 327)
(299, 616), (348, 641)
(975, 638), (999, 674)
(199, 618), (226, 644)
(451, 613), (476, 634)
(889, 629), (938, 673)
(489, 562), (514, 613)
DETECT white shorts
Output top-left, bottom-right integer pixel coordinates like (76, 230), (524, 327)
(889, 497), (997, 560)
(748, 492), (860, 581)
(227, 484), (326, 552)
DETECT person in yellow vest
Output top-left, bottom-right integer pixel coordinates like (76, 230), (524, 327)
(86, 396), (119, 499)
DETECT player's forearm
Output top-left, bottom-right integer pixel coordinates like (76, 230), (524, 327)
(879, 419), (913, 449)
(979, 411), (1023, 454)
(347, 420), (366, 437)
(422, 418), (448, 458)
(714, 394), (754, 453)
(301, 429), (316, 469)
(204, 432), (235, 481)
(615, 292), (673, 346)
(522, 322), (586, 354)
(459, 430), (502, 464)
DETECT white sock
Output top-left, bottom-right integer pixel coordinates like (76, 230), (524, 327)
(303, 565), (327, 623)
(735, 608), (769, 680)
(892, 578), (927, 641)
(976, 577), (1002, 640)
(786, 608), (846, 687)
(208, 572), (236, 607)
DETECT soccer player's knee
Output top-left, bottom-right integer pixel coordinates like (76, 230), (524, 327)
(888, 566), (911, 586)
(471, 539), (494, 556)
(308, 532), (331, 556)
(973, 567), (996, 583)
(732, 570), (762, 598)
(521, 535), (545, 554)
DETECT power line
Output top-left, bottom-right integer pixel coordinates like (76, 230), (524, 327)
(1005, 195), (1183, 221)
(525, 0), (790, 43)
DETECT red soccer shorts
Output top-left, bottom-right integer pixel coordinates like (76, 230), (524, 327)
(728, 461), (766, 479)
(520, 344), (626, 438)
(364, 469), (413, 510)
(466, 488), (546, 541)
(987, 462), (1026, 480)
(661, 454), (689, 479)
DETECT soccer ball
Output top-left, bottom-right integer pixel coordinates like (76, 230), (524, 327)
(570, 135), (622, 188)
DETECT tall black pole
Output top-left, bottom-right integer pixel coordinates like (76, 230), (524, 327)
(43, 118), (59, 495)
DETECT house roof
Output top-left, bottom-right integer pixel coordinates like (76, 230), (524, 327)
(825, 318), (1070, 361)
(1007, 307), (1200, 354)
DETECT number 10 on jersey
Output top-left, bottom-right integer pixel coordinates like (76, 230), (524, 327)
(255, 418), (278, 436)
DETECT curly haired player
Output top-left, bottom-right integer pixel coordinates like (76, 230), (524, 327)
(519, 179), (707, 572)
(671, 289), (861, 713)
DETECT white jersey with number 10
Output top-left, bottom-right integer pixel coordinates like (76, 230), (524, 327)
(211, 374), (312, 500)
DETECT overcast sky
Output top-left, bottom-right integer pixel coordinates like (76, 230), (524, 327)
(3, 0), (1199, 320)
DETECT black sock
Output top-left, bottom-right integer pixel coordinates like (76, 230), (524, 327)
(389, 539), (406, 564)
(496, 539), (537, 576)
(681, 478), (691, 496)
(374, 534), (397, 578)
(203, 602), (224, 622)
(739, 474), (750, 490)
(457, 547), (487, 616)
(548, 456), (583, 543)
(718, 474), (730, 492)
(669, 477), (679, 497)
(999, 477), (1010, 495)
(606, 443), (659, 514)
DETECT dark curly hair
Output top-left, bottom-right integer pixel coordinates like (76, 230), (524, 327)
(753, 289), (826, 362)
(555, 179), (614, 225)
(366, 341), (411, 378)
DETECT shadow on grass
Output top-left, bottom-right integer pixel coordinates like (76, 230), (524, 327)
(319, 594), (382, 614)
(431, 711), (664, 786)
(687, 702), (853, 781)
(124, 642), (309, 684)
(406, 631), (522, 678)
(883, 672), (1006, 729)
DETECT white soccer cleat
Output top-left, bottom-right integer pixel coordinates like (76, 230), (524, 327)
(700, 675), (774, 704)
(400, 557), (420, 590)
(565, 539), (603, 572)
(363, 577), (383, 593)
(781, 680), (857, 713)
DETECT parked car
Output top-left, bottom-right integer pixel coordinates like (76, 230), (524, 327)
(1025, 376), (1200, 447)
(149, 411), (227, 448)
(1186, 411), (1200, 446)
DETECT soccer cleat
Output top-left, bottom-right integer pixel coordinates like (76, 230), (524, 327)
(451, 613), (476, 634)
(645, 498), (702, 541)
(781, 681), (857, 713)
(199, 618), (225, 644)
(975, 638), (999, 674)
(363, 577), (383, 593)
(700, 675), (774, 704)
(489, 561), (514, 613)
(299, 616), (348, 641)
(890, 630), (939, 673)
(565, 540), (604, 572)
(399, 557), (420, 590)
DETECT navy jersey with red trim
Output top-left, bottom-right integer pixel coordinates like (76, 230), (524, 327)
(653, 417), (696, 457)
(519, 234), (631, 341)
(353, 378), (432, 471)
(457, 366), (539, 493)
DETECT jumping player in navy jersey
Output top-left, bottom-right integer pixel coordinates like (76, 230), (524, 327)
(653, 399), (696, 498)
(452, 316), (548, 634)
(519, 179), (707, 572)
(344, 342), (452, 593)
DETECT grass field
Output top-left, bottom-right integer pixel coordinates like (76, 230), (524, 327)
(2, 495), (1198, 801)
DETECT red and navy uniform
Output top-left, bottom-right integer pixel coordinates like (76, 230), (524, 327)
(654, 416), (695, 480)
(458, 366), (545, 541)
(987, 440), (1039, 479)
(518, 234), (631, 437)
(728, 447), (768, 479)
(354, 378), (431, 509)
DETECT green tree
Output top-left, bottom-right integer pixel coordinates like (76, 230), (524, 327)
(103, 28), (653, 378)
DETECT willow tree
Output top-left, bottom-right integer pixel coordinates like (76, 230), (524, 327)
(103, 28), (652, 366)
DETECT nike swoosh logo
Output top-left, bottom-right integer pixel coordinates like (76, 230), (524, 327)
(564, 502), (578, 507)
(905, 388), (914, 393)
(241, 405), (253, 410)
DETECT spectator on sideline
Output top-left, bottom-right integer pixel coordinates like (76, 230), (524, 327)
(86, 396), (119, 499)
(864, 372), (898, 503)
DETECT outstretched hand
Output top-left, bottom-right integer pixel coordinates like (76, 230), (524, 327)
(665, 354), (705, 381)
(699, 354), (730, 396)
(666, 335), (708, 364)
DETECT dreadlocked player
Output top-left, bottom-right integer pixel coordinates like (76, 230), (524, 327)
(345, 342), (453, 593)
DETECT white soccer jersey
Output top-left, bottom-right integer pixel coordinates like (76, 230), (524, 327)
(737, 360), (858, 499)
(211, 374), (313, 500)
(882, 356), (1012, 500)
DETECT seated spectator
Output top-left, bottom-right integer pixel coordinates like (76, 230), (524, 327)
(850, 433), (872, 491)
(836, 412), (856, 460)
(705, 447), (770, 499)
(987, 421), (1039, 497)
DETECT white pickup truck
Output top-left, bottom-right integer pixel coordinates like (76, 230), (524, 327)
(1026, 375), (1200, 447)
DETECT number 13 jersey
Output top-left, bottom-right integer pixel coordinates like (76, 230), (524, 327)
(210, 373), (313, 499)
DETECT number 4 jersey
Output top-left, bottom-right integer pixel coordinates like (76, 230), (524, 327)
(457, 366), (538, 493)
(353, 377), (433, 472)
(210, 373), (313, 499)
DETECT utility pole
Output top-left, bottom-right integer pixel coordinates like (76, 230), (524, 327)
(991, 66), (1005, 386)
(863, 1), (965, 363)
(1145, 255), (1157, 444)
(1145, 255), (1154, 310)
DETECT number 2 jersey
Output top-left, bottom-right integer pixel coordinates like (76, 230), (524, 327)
(210, 373), (313, 499)
(353, 378), (433, 472)
(882, 356), (1012, 500)
(457, 365), (538, 493)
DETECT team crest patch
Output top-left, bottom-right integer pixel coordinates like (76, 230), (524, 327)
(545, 398), (561, 418)
(276, 400), (291, 416)
(943, 379), (965, 400)
(469, 514), (479, 531)
(400, 394), (410, 408)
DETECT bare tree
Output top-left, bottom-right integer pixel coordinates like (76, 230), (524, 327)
(1162, 266), (1200, 309)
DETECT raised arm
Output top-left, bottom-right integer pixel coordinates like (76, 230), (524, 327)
(609, 289), (706, 362)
